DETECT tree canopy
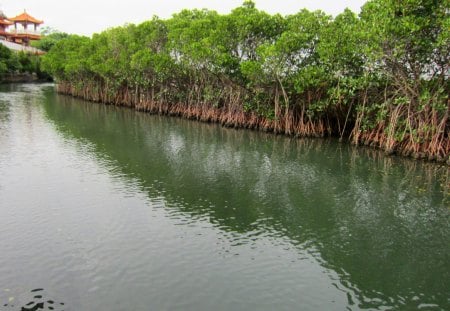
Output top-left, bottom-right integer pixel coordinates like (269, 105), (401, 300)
(41, 0), (449, 162)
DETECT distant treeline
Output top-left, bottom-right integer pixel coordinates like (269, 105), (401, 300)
(41, 0), (449, 162)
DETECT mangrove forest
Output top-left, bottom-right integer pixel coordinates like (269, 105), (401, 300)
(41, 0), (449, 162)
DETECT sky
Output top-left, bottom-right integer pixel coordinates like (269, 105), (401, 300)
(0, 0), (368, 36)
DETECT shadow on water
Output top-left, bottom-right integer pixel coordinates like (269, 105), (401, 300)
(40, 88), (449, 310)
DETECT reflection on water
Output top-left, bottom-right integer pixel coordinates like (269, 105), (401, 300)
(0, 84), (449, 310)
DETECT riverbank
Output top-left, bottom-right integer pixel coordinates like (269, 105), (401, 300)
(56, 82), (449, 165)
(0, 73), (50, 84)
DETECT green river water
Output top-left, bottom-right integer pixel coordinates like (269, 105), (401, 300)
(0, 83), (449, 310)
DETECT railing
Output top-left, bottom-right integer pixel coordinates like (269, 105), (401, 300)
(8, 29), (41, 36)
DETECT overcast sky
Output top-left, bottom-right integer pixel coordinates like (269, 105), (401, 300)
(1, 0), (367, 36)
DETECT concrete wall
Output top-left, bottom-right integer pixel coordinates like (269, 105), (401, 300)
(0, 39), (43, 54)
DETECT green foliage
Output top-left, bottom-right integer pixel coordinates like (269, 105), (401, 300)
(360, 0), (449, 79)
(0, 43), (11, 59)
(0, 44), (12, 77)
(41, 35), (91, 80)
(32, 32), (69, 52)
(0, 44), (46, 79)
(319, 9), (364, 77)
(17, 52), (33, 73)
(40, 0), (448, 149)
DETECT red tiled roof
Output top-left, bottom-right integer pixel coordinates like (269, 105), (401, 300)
(9, 11), (43, 24)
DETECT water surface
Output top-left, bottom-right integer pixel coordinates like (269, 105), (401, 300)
(0, 83), (449, 310)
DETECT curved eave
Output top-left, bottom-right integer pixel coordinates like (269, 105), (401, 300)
(8, 13), (43, 25)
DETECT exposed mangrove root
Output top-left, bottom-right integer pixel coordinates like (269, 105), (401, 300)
(56, 82), (449, 164)
(57, 82), (330, 137)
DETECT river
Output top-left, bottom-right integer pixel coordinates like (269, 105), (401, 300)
(0, 83), (449, 310)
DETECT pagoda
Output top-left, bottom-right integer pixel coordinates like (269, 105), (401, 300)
(7, 10), (43, 45)
(0, 10), (13, 39)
